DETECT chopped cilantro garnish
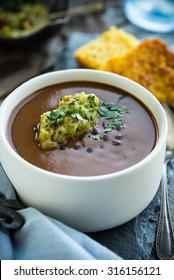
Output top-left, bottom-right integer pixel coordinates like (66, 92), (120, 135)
(97, 100), (128, 133)
(99, 100), (128, 116)
(47, 110), (65, 124)
(89, 134), (101, 140)
(89, 99), (129, 139)
(103, 119), (125, 132)
(71, 113), (84, 120)
(118, 95), (128, 102)
(37, 92), (129, 148)
(88, 94), (97, 108)
(98, 106), (116, 119)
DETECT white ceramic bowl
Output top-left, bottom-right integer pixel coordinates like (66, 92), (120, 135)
(0, 69), (167, 232)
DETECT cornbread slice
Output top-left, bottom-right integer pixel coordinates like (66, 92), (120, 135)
(101, 38), (174, 105)
(74, 26), (140, 69)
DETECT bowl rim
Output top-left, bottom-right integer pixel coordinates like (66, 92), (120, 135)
(0, 69), (168, 181)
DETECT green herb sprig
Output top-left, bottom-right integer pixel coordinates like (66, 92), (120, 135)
(41, 93), (129, 148)
(89, 134), (101, 140)
(103, 119), (124, 132)
(46, 109), (65, 124)
(47, 97), (129, 136)
(98, 100), (129, 132)
(99, 100), (129, 118)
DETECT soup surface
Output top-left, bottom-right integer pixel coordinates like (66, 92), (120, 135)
(8, 81), (157, 176)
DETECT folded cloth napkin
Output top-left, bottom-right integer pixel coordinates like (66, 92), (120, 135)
(0, 165), (121, 260)
(1, 208), (123, 260)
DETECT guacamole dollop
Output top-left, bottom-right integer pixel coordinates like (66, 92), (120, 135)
(38, 92), (99, 149)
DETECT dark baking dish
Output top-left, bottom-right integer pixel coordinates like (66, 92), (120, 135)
(0, 0), (70, 48)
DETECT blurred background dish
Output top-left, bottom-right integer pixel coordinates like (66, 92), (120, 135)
(0, 0), (69, 48)
(124, 0), (174, 33)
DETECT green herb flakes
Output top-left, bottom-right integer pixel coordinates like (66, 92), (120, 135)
(103, 119), (125, 132)
(36, 91), (129, 149)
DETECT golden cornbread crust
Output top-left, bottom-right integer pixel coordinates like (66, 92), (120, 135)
(74, 26), (140, 69)
(101, 38), (174, 105)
